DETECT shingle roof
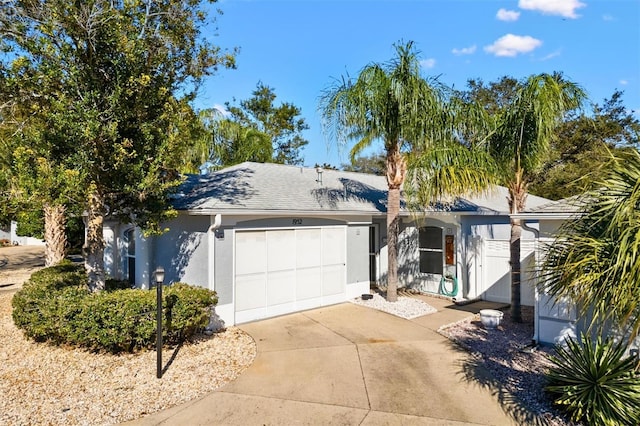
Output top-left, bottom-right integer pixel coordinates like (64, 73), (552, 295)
(172, 162), (552, 216)
(523, 195), (584, 214)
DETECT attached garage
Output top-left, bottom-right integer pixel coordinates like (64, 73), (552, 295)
(234, 226), (347, 323)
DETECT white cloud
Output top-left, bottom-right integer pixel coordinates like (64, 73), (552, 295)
(484, 34), (543, 57)
(452, 45), (477, 55)
(603, 14), (615, 22)
(519, 0), (586, 19)
(497, 8), (520, 21)
(620, 79), (628, 85)
(420, 58), (436, 69)
(541, 50), (561, 60)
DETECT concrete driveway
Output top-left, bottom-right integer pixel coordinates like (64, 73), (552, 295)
(131, 297), (518, 425)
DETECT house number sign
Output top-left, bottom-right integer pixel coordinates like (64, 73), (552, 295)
(292, 218), (303, 225)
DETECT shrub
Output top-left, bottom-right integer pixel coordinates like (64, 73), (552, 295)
(164, 283), (218, 343)
(69, 289), (157, 352)
(12, 264), (217, 353)
(12, 261), (88, 342)
(545, 334), (640, 426)
(106, 278), (133, 291)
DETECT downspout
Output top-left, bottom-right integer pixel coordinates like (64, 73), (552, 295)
(521, 221), (540, 345)
(209, 214), (222, 290)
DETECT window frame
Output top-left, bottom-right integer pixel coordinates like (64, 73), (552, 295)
(124, 228), (136, 285)
(418, 226), (444, 275)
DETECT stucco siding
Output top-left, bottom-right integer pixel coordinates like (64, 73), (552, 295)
(154, 215), (209, 288)
(213, 227), (233, 305)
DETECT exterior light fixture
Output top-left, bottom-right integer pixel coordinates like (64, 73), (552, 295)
(154, 266), (165, 378)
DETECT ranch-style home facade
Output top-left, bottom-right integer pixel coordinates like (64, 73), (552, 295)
(102, 161), (566, 339)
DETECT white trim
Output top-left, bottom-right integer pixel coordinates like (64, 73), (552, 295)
(214, 303), (234, 327)
(347, 281), (370, 299)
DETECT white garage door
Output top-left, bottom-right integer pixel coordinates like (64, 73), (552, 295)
(234, 227), (346, 323)
(483, 239), (536, 306)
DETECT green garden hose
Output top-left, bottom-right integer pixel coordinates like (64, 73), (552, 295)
(439, 276), (458, 297)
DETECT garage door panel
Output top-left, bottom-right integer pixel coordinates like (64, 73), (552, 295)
(322, 228), (346, 265)
(296, 267), (322, 300)
(322, 264), (345, 297)
(296, 229), (322, 268)
(236, 232), (266, 275)
(267, 230), (296, 271)
(267, 270), (296, 305)
(235, 274), (266, 311)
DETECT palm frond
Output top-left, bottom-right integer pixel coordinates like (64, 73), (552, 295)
(541, 149), (640, 339)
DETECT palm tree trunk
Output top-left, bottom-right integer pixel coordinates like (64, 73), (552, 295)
(387, 187), (400, 302)
(508, 173), (527, 323)
(385, 146), (407, 303)
(43, 203), (67, 266)
(84, 185), (106, 292)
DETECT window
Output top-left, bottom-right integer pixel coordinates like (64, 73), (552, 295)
(419, 226), (443, 274)
(124, 228), (136, 285)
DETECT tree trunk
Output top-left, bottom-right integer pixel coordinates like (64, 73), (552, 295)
(385, 145), (407, 303)
(387, 187), (400, 302)
(508, 173), (527, 323)
(84, 186), (106, 292)
(43, 203), (67, 266)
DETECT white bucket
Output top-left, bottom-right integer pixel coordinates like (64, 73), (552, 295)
(479, 309), (504, 329)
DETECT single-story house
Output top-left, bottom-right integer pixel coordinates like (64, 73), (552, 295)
(104, 162), (566, 330)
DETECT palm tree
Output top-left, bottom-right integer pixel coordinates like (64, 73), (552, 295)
(542, 149), (640, 340)
(182, 108), (272, 173)
(320, 41), (496, 302)
(212, 120), (272, 168)
(490, 73), (586, 321)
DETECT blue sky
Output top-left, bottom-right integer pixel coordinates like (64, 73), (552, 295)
(197, 0), (640, 168)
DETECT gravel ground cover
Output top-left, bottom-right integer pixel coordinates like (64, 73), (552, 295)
(0, 250), (257, 426)
(439, 306), (574, 426)
(0, 291), (257, 425)
(350, 292), (438, 319)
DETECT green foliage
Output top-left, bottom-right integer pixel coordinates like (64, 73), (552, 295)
(227, 82), (309, 165)
(341, 153), (386, 175)
(12, 264), (218, 353)
(488, 73), (587, 184)
(529, 90), (640, 200)
(68, 290), (157, 352)
(210, 119), (273, 168)
(546, 334), (640, 425)
(12, 261), (88, 342)
(164, 283), (218, 342)
(541, 149), (640, 338)
(0, 0), (237, 287)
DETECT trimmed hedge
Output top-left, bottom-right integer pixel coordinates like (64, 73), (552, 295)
(12, 261), (218, 353)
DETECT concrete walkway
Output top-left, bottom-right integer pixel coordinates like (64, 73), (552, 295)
(129, 297), (517, 425)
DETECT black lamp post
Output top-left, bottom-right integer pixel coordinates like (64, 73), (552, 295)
(155, 266), (165, 379)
